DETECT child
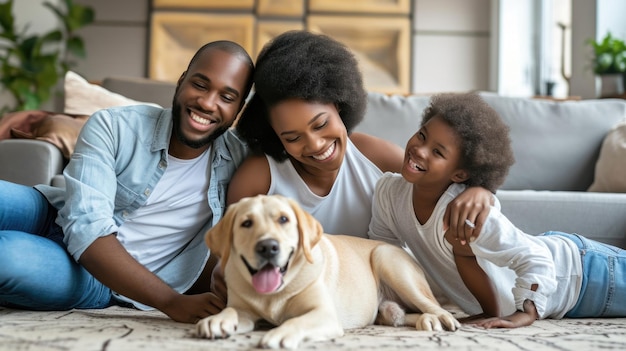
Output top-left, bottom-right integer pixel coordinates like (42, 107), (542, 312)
(368, 92), (626, 328)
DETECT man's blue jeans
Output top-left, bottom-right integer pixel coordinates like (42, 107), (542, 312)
(0, 180), (112, 310)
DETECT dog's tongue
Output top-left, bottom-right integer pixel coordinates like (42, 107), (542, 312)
(252, 265), (282, 294)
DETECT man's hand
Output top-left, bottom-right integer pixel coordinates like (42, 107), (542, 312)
(79, 235), (226, 324)
(443, 187), (492, 245)
(211, 261), (228, 304)
(160, 292), (226, 324)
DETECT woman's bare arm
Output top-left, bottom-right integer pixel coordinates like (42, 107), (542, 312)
(350, 132), (404, 173)
(351, 131), (492, 244)
(226, 154), (272, 206)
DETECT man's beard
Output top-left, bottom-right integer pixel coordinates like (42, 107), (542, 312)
(171, 99), (229, 149)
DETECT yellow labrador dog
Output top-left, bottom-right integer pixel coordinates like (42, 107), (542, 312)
(196, 195), (458, 349)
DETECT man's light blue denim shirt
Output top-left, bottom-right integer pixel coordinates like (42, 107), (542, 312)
(36, 104), (248, 299)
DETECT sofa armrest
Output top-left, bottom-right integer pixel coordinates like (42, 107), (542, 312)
(496, 190), (626, 248)
(0, 139), (64, 186)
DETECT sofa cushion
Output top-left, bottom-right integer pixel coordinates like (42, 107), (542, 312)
(0, 110), (88, 159)
(101, 76), (176, 109)
(480, 93), (626, 191)
(10, 114), (89, 159)
(358, 91), (626, 192)
(63, 71), (160, 116)
(0, 110), (51, 140)
(588, 120), (626, 192)
(356, 92), (430, 146)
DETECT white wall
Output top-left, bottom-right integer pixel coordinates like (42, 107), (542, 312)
(412, 0), (491, 94)
(71, 0), (149, 81)
(3, 0), (624, 106)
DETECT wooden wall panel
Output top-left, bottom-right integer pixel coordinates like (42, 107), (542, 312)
(308, 15), (411, 94)
(152, 0), (254, 10)
(309, 0), (410, 15)
(150, 12), (254, 82)
(148, 0), (413, 93)
(257, 0), (305, 16)
(255, 21), (305, 58)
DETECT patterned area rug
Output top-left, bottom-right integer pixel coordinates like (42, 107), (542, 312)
(1, 306), (625, 350)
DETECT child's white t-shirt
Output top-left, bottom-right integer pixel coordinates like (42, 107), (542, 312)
(368, 172), (581, 319)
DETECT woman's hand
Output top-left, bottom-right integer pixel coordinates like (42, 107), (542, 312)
(443, 186), (493, 245)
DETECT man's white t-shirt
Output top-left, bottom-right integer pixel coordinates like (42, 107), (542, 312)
(117, 147), (211, 272)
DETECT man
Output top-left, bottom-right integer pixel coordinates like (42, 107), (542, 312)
(0, 41), (254, 323)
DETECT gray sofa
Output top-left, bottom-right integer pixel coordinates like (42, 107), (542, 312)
(357, 92), (626, 247)
(0, 76), (176, 188)
(1, 77), (625, 247)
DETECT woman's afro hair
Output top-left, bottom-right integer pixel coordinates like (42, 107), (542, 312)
(422, 93), (515, 193)
(236, 30), (367, 161)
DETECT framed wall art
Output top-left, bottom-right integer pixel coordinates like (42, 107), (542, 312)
(257, 0), (304, 16)
(308, 0), (410, 15)
(149, 12), (254, 82)
(308, 15), (411, 93)
(255, 21), (304, 57)
(152, 0), (254, 10)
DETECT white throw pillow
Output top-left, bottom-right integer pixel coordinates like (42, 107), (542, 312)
(64, 71), (160, 116)
(588, 120), (626, 192)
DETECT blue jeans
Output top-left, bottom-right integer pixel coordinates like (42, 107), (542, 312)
(544, 231), (626, 317)
(0, 180), (112, 310)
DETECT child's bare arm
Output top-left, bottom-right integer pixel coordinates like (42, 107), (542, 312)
(445, 231), (500, 317)
(454, 254), (500, 317)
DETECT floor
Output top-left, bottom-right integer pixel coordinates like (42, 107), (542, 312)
(1, 306), (625, 350)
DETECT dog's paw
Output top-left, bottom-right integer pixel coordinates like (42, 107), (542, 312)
(438, 311), (461, 331)
(415, 312), (460, 332)
(195, 308), (239, 339)
(259, 328), (305, 350)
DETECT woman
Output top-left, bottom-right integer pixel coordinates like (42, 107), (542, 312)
(230, 30), (491, 239)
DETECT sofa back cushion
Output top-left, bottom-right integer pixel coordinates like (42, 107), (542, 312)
(358, 92), (626, 192)
(481, 93), (626, 191)
(355, 92), (430, 149)
(102, 76), (176, 109)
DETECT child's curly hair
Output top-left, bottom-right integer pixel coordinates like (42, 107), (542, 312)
(422, 93), (515, 193)
(236, 30), (367, 161)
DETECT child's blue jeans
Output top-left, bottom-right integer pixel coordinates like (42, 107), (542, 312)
(0, 180), (112, 310)
(545, 231), (626, 317)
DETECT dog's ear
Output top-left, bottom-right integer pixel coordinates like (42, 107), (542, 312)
(205, 203), (238, 266)
(287, 197), (323, 263)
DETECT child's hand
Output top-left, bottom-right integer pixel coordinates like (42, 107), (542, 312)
(465, 312), (535, 329)
(463, 300), (538, 329)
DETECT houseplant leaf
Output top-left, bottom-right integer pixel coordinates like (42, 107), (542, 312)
(0, 0), (94, 112)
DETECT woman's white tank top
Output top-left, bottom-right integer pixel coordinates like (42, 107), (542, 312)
(266, 139), (383, 238)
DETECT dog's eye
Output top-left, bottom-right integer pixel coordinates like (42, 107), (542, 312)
(278, 216), (289, 224)
(241, 219), (253, 228)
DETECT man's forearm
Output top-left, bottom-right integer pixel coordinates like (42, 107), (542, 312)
(78, 234), (178, 310)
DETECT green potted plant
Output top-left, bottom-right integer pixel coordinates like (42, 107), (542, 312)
(0, 0), (94, 113)
(587, 32), (626, 97)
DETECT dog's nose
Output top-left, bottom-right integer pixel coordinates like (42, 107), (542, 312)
(255, 239), (280, 259)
